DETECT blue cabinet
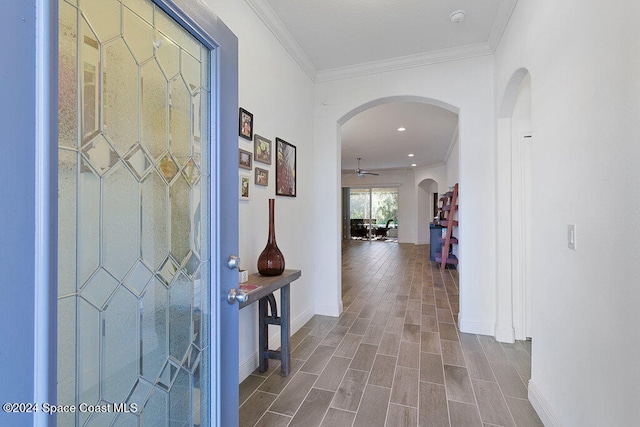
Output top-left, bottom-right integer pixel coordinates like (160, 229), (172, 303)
(429, 223), (443, 261)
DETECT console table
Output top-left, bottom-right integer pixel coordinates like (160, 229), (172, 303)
(239, 269), (301, 376)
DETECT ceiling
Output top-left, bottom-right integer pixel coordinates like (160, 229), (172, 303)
(245, 0), (517, 172)
(341, 102), (458, 173)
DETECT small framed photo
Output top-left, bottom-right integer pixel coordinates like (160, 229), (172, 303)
(239, 174), (250, 200)
(239, 108), (253, 140)
(275, 138), (296, 197)
(254, 134), (272, 165)
(255, 167), (269, 186)
(238, 149), (252, 170)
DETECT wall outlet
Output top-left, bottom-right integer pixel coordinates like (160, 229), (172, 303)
(567, 224), (576, 250)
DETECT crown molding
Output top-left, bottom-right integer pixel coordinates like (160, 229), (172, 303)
(246, 0), (517, 83)
(488, 0), (519, 51)
(244, 0), (317, 80)
(315, 42), (493, 82)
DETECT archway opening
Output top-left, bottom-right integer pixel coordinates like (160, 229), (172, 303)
(496, 69), (533, 342)
(338, 95), (460, 312)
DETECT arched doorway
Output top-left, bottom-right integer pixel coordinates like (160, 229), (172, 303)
(338, 95), (459, 309)
(418, 178), (439, 244)
(496, 69), (533, 342)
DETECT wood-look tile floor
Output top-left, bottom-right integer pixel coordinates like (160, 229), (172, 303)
(239, 241), (543, 427)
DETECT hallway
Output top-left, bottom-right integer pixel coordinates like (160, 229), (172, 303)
(239, 242), (543, 426)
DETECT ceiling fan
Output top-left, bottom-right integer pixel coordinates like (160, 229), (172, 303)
(355, 157), (379, 177)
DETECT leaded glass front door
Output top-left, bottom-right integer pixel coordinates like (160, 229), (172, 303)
(58, 0), (212, 424)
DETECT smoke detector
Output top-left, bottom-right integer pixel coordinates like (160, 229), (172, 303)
(450, 9), (466, 23)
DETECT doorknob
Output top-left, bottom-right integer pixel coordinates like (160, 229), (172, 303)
(227, 254), (241, 270)
(227, 288), (249, 305)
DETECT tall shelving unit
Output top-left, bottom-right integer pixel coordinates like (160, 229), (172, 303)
(435, 183), (459, 270)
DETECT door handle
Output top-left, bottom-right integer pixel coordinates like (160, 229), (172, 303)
(227, 288), (249, 305)
(227, 254), (241, 270)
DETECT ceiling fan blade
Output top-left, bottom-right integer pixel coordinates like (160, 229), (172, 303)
(354, 159), (378, 177)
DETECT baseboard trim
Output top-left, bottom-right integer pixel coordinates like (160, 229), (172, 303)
(315, 302), (343, 317)
(458, 318), (495, 336)
(239, 305), (315, 381)
(528, 379), (561, 427)
(494, 325), (515, 343)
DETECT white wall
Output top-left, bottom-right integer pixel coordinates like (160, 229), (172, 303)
(204, 0), (316, 381)
(415, 164), (447, 244)
(494, 0), (640, 424)
(417, 178), (437, 245)
(342, 169), (416, 243)
(314, 58), (497, 334)
(446, 132), (460, 188)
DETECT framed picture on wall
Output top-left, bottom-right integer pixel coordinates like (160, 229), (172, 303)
(255, 167), (269, 186)
(254, 134), (272, 165)
(275, 137), (296, 197)
(239, 174), (251, 200)
(239, 107), (253, 140)
(238, 149), (252, 170)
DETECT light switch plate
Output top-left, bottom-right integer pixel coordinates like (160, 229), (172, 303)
(568, 224), (576, 250)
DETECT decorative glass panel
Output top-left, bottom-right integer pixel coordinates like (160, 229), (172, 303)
(182, 158), (200, 186)
(123, 5), (154, 64)
(81, 268), (119, 309)
(78, 158), (100, 285)
(56, 296), (76, 427)
(124, 260), (154, 296)
(58, 0), (211, 424)
(127, 378), (154, 410)
(159, 153), (179, 183)
(81, 134), (119, 175)
(169, 77), (191, 166)
(112, 412), (138, 427)
(103, 38), (139, 155)
(181, 50), (200, 94)
(125, 144), (154, 180)
(170, 175), (191, 264)
(155, 10), (200, 59)
(123, 0), (153, 25)
(169, 368), (191, 425)
(103, 286), (139, 403)
(141, 278), (168, 379)
(142, 388), (169, 426)
(157, 256), (179, 287)
(103, 163), (139, 280)
(141, 60), (168, 159)
(169, 272), (192, 360)
(86, 410), (116, 427)
(82, 0), (121, 43)
(58, 149), (77, 296)
(141, 170), (169, 270)
(191, 181), (202, 257)
(58, 1), (78, 149)
(155, 34), (180, 80)
(81, 16), (100, 142)
(77, 297), (100, 425)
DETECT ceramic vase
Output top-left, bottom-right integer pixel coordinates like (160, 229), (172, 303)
(257, 198), (285, 276)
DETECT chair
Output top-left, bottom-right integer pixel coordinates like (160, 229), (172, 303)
(375, 219), (394, 238)
(350, 219), (366, 239)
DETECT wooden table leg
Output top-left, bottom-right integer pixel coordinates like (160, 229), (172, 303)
(280, 284), (290, 376)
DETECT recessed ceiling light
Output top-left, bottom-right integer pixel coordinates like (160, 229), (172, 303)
(408, 153), (414, 157)
(411, 163), (417, 167)
(397, 127), (406, 132)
